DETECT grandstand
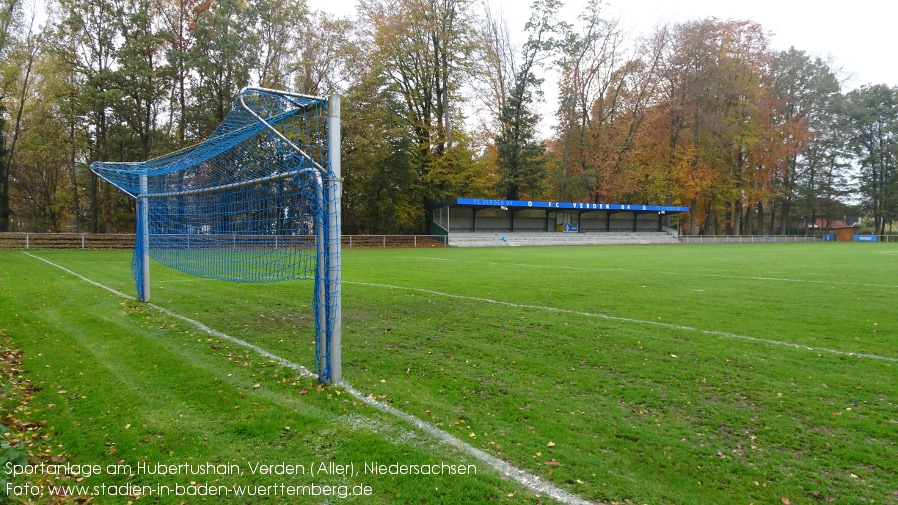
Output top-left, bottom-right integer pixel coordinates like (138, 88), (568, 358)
(432, 198), (689, 247)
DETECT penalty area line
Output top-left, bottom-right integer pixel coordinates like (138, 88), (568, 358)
(23, 252), (598, 505)
(348, 280), (898, 365)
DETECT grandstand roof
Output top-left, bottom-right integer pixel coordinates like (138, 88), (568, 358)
(445, 198), (690, 214)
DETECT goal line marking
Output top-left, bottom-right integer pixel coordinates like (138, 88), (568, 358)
(23, 252), (596, 505)
(349, 280), (898, 364)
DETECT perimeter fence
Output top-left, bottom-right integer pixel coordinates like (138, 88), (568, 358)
(678, 234), (898, 244)
(0, 233), (448, 250)
(679, 235), (821, 244)
(4, 232), (897, 250)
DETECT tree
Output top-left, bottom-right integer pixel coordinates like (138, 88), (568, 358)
(2, 20), (38, 231)
(0, 0), (22, 231)
(254, 0), (307, 89)
(470, 4), (511, 135)
(0, 106), (7, 230)
(494, 78), (545, 200)
(769, 48), (842, 234)
(358, 0), (478, 230)
(112, 0), (171, 160)
(8, 94), (73, 231)
(289, 10), (355, 95)
(186, 0), (258, 135)
(341, 74), (422, 233)
(844, 85), (898, 236)
(551, 0), (670, 205)
(157, 0), (199, 146)
(35, 4), (92, 232)
(54, 0), (124, 232)
(637, 21), (721, 232)
(797, 123), (851, 231)
(0, 1), (873, 235)
(696, 19), (774, 236)
(493, 0), (565, 200)
(0, 0), (20, 54)
(635, 19), (779, 234)
(554, 0), (623, 201)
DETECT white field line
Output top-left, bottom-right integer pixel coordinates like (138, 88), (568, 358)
(340, 382), (594, 505)
(400, 256), (898, 289)
(349, 280), (898, 364)
(23, 252), (596, 505)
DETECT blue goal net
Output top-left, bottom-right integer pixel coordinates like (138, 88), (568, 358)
(91, 87), (342, 384)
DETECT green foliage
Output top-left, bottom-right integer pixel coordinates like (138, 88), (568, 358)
(342, 75), (423, 233)
(844, 85), (898, 235)
(355, 0), (482, 231)
(186, 0), (259, 134)
(0, 442), (28, 500)
(493, 85), (546, 199)
(492, 0), (566, 201)
(254, 0), (308, 90)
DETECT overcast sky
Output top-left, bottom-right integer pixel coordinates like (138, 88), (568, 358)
(600, 0), (893, 89)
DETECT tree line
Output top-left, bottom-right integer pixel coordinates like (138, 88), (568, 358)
(0, 0), (896, 235)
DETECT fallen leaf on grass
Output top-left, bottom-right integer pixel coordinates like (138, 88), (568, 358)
(781, 498), (790, 505)
(544, 460), (561, 466)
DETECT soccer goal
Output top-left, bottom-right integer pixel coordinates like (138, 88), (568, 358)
(90, 87), (342, 384)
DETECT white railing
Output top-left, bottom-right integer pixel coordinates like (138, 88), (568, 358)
(0, 232), (135, 250)
(678, 235), (821, 244)
(4, 232), (895, 249)
(0, 232), (449, 250)
(680, 234), (898, 243)
(342, 235), (447, 248)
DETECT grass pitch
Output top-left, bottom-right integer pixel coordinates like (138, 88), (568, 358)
(1, 243), (897, 504)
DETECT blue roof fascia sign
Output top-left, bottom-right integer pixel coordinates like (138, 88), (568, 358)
(454, 198), (689, 213)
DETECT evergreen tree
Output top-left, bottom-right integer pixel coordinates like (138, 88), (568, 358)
(492, 0), (564, 200)
(494, 74), (546, 200)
